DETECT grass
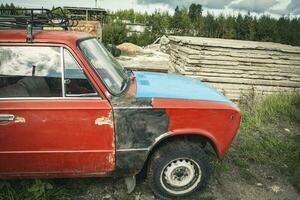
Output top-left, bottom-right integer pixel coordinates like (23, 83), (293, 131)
(0, 91), (299, 199)
(0, 179), (71, 200)
(228, 91), (300, 191)
(115, 192), (133, 200)
(240, 89), (300, 130)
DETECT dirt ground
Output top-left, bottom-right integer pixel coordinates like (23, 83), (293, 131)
(64, 159), (299, 200)
(64, 134), (300, 200)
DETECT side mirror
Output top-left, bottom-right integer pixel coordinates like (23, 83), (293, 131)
(105, 44), (121, 57)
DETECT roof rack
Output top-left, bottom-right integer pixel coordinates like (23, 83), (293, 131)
(0, 7), (78, 42)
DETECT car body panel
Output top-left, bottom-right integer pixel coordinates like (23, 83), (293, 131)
(0, 30), (241, 178)
(112, 96), (240, 175)
(0, 99), (115, 177)
(152, 98), (240, 158)
(134, 71), (231, 103)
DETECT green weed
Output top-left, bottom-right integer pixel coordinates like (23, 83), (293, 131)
(0, 180), (71, 200)
(230, 91), (300, 191)
(115, 192), (133, 200)
(240, 90), (300, 130)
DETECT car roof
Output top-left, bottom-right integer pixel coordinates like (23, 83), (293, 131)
(0, 30), (92, 46)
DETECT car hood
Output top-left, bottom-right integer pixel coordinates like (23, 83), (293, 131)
(133, 71), (231, 103)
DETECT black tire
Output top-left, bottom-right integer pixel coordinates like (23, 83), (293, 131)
(147, 140), (210, 200)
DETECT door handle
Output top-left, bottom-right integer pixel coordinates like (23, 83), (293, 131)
(0, 114), (15, 122)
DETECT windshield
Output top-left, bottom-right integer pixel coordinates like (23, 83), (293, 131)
(79, 38), (128, 95)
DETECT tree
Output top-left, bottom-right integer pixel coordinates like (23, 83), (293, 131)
(9, 3), (15, 10)
(216, 14), (226, 38)
(102, 19), (127, 45)
(289, 18), (300, 46)
(147, 10), (170, 38)
(0, 4), (5, 10)
(243, 13), (253, 40)
(249, 16), (257, 41)
(256, 15), (277, 42)
(224, 15), (236, 39)
(277, 16), (290, 44)
(203, 12), (217, 37)
(188, 3), (202, 23)
(170, 6), (192, 35)
(235, 13), (244, 39)
(103, 3), (300, 47)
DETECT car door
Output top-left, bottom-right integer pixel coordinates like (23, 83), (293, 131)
(0, 45), (114, 177)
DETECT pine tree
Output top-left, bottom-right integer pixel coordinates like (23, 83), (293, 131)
(188, 3), (202, 23)
(224, 15), (236, 39)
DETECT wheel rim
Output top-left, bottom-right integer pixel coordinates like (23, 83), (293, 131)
(160, 158), (202, 195)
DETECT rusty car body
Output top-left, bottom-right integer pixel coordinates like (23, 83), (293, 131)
(0, 29), (240, 199)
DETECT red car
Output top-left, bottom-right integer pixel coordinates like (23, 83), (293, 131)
(0, 23), (240, 200)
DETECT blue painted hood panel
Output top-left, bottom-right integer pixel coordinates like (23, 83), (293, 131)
(134, 71), (231, 103)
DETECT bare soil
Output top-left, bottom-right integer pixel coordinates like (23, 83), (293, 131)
(66, 124), (300, 200)
(64, 162), (299, 200)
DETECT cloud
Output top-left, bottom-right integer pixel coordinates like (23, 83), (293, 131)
(287, 0), (300, 15)
(269, 0), (300, 16)
(137, 0), (234, 9)
(229, 0), (279, 13)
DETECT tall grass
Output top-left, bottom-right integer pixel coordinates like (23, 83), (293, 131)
(240, 90), (300, 129)
(231, 91), (300, 191)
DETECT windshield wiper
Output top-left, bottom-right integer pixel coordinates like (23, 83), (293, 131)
(120, 78), (127, 91)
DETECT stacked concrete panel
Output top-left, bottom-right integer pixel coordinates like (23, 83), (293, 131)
(169, 36), (300, 100)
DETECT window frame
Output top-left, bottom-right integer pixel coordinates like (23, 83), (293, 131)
(77, 37), (129, 97)
(63, 48), (99, 98)
(0, 44), (102, 100)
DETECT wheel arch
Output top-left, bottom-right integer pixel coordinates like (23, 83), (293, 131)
(138, 129), (221, 176)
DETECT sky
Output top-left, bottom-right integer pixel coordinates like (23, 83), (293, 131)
(1, 0), (299, 17)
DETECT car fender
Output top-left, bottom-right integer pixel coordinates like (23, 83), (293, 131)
(149, 128), (221, 158)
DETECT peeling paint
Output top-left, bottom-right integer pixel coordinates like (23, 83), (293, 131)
(108, 153), (114, 164)
(14, 117), (26, 123)
(111, 96), (169, 175)
(95, 112), (113, 127)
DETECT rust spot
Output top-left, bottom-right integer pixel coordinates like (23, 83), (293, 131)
(14, 116), (26, 123)
(95, 112), (113, 127)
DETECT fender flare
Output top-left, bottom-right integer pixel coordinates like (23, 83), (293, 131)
(148, 128), (222, 159)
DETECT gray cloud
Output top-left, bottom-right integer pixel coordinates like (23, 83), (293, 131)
(205, 0), (234, 9)
(229, 0), (279, 13)
(270, 0), (300, 16)
(137, 0), (233, 9)
(287, 0), (300, 15)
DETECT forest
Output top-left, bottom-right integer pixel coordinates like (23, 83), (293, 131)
(1, 3), (300, 47)
(104, 3), (300, 47)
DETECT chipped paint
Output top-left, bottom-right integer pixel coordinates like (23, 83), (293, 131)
(14, 117), (26, 123)
(95, 112), (113, 127)
(108, 153), (114, 164)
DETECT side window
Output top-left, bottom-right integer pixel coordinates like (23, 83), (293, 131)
(0, 46), (62, 98)
(63, 49), (98, 97)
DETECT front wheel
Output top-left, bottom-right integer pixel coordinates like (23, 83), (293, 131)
(147, 141), (210, 200)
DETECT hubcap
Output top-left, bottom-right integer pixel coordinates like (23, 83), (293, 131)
(160, 158), (202, 195)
